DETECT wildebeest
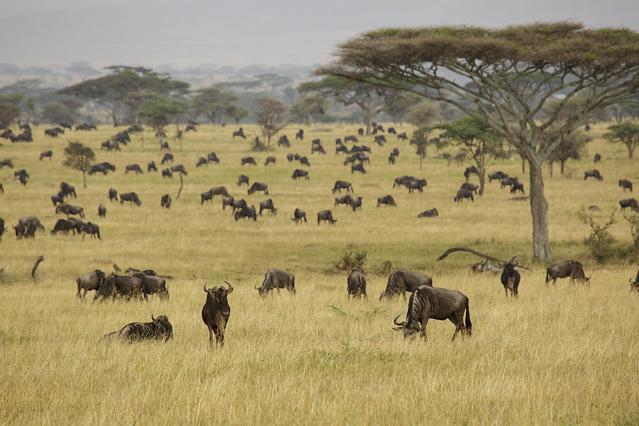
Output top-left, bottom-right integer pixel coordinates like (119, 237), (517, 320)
(264, 156), (277, 166)
(113, 130), (130, 144)
(131, 273), (169, 300)
(202, 282), (233, 347)
(76, 123), (97, 131)
(351, 163), (367, 174)
(234, 205), (257, 221)
(594, 153), (602, 163)
(388, 152), (397, 165)
(393, 175), (417, 189)
(256, 269), (296, 297)
(377, 195), (396, 207)
(488, 171), (509, 182)
(120, 192), (142, 206)
(0, 158), (13, 169)
(344, 135), (358, 143)
(296, 129), (304, 140)
(334, 194), (353, 207)
(299, 156), (311, 167)
(459, 182), (478, 194)
(418, 208), (439, 218)
(14, 216), (45, 239)
(0, 218), (4, 238)
(392, 285), (472, 341)
(351, 196), (363, 211)
(346, 269), (367, 299)
(147, 161), (158, 172)
(161, 194), (172, 209)
(374, 135), (386, 146)
(14, 169), (29, 182)
(97, 274), (144, 301)
(379, 270), (433, 300)
(619, 179), (633, 192)
(464, 166), (479, 181)
(397, 132), (408, 141)
(201, 186), (229, 204)
(292, 169), (309, 180)
(241, 156), (257, 166)
(88, 162), (116, 175)
(500, 176), (519, 189)
(196, 157), (208, 167)
(291, 208), (307, 223)
(98, 204), (107, 217)
(81, 222), (101, 240)
(336, 144), (349, 155)
(248, 182), (269, 195)
(332, 180), (353, 193)
(55, 203), (85, 219)
(278, 135), (290, 147)
(545, 260), (591, 286)
(317, 210), (337, 225)
(221, 196), (235, 211)
(619, 198), (639, 212)
(100, 140), (120, 151)
(51, 218), (78, 235)
(311, 142), (326, 155)
(501, 257), (521, 297)
(39, 150), (53, 160)
(75, 269), (106, 300)
(127, 124), (144, 133)
(161, 153), (174, 165)
(454, 189), (474, 202)
(230, 199), (247, 213)
(237, 174), (250, 186)
(44, 127), (64, 137)
(161, 168), (173, 178)
(108, 188), (118, 202)
(259, 199), (278, 216)
(584, 169), (603, 181)
(185, 123), (197, 132)
(406, 178), (427, 193)
(103, 315), (173, 343)
(510, 181), (525, 194)
(232, 128), (246, 139)
(125, 164), (143, 175)
(171, 164), (188, 175)
(630, 269), (639, 292)
(207, 152), (220, 164)
(60, 182), (77, 198)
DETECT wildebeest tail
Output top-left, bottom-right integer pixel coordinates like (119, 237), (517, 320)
(464, 303), (472, 334)
(291, 276), (296, 295)
(545, 269), (550, 284)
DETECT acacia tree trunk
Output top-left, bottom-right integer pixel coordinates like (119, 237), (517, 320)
(548, 161), (553, 177)
(477, 141), (486, 196)
(529, 160), (553, 261)
(82, 170), (87, 188)
(627, 143), (635, 159)
(521, 157), (526, 173)
(560, 160), (566, 175)
(362, 107), (373, 135)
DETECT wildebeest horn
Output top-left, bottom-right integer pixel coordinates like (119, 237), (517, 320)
(203, 284), (209, 292)
(151, 314), (156, 321)
(510, 256), (518, 265)
(255, 283), (261, 290)
(393, 315), (405, 327)
(224, 280), (232, 289)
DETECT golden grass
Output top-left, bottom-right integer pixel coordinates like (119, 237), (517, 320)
(0, 123), (638, 425)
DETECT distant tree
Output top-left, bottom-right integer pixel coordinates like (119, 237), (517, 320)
(548, 131), (590, 176)
(383, 92), (421, 124)
(225, 105), (249, 125)
(322, 23), (639, 261)
(192, 86), (238, 124)
(0, 95), (22, 127)
(436, 116), (503, 195)
(137, 97), (185, 134)
(289, 94), (327, 125)
(254, 97), (288, 146)
(605, 122), (639, 159)
(407, 102), (438, 170)
(41, 102), (77, 124)
(63, 141), (95, 188)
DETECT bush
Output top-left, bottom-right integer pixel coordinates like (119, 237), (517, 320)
(578, 208), (616, 264)
(335, 251), (367, 271)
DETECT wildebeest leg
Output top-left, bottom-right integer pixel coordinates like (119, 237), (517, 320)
(208, 326), (215, 348)
(215, 330), (224, 347)
(503, 285), (509, 297)
(420, 320), (428, 341)
(450, 311), (465, 341)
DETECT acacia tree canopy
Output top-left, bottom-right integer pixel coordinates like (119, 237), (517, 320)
(605, 122), (639, 159)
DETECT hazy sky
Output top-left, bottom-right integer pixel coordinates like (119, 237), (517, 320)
(2, 0), (638, 68)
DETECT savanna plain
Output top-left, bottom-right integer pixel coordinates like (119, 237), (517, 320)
(0, 123), (638, 425)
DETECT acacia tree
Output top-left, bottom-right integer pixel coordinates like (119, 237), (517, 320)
(289, 94), (327, 125)
(192, 86), (238, 124)
(254, 97), (288, 146)
(63, 141), (95, 188)
(548, 131), (590, 176)
(225, 105), (249, 125)
(322, 23), (639, 261)
(384, 92), (421, 124)
(436, 116), (502, 195)
(605, 122), (639, 159)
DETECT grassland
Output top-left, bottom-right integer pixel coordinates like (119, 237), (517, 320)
(0, 123), (638, 425)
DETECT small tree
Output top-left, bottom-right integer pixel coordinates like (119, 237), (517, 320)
(578, 208), (617, 264)
(63, 141), (95, 188)
(254, 97), (288, 146)
(226, 105), (249, 125)
(138, 97), (184, 136)
(41, 101), (77, 124)
(192, 86), (238, 124)
(407, 102), (438, 169)
(604, 122), (639, 159)
(0, 94), (23, 127)
(548, 131), (590, 176)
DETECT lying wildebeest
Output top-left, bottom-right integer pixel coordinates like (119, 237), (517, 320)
(237, 174), (250, 186)
(248, 182), (269, 195)
(278, 135), (290, 147)
(351, 163), (367, 174)
(96, 274), (144, 301)
(347, 268), (367, 299)
(39, 150), (53, 160)
(291, 208), (307, 223)
(234, 205), (257, 221)
(162, 168), (173, 178)
(232, 128), (246, 139)
(459, 182), (478, 194)
(488, 171), (509, 182)
(81, 222), (101, 240)
(0, 158), (13, 169)
(292, 169), (309, 180)
(332, 180), (353, 193)
(264, 156), (277, 166)
(299, 156), (311, 167)
(51, 218), (78, 235)
(392, 285), (472, 341)
(256, 269), (296, 297)
(131, 273), (169, 300)
(317, 210), (337, 225)
(76, 269), (106, 300)
(55, 203), (85, 219)
(351, 196), (363, 212)
(201, 186), (229, 204)
(619, 179), (633, 192)
(103, 315), (173, 343)
(161, 153), (174, 165)
(296, 129), (304, 140)
(124, 164), (143, 175)
(510, 181), (525, 194)
(464, 166), (479, 181)
(619, 198), (639, 212)
(406, 178), (427, 193)
(241, 156), (257, 166)
(60, 182), (77, 198)
(379, 270), (433, 300)
(259, 199), (278, 216)
(418, 208), (439, 218)
(161, 194), (172, 209)
(202, 282), (233, 347)
(171, 164), (188, 175)
(454, 189), (474, 202)
(147, 161), (158, 172)
(594, 153), (602, 163)
(377, 195), (396, 207)
(584, 169), (603, 181)
(98, 204), (106, 217)
(120, 192), (142, 206)
(501, 257), (521, 297)
(88, 162), (116, 175)
(470, 259), (501, 274)
(108, 188), (118, 202)
(545, 260), (590, 286)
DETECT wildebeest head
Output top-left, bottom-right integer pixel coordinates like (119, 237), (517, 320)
(392, 291), (423, 339)
(151, 314), (174, 340)
(203, 281), (234, 305)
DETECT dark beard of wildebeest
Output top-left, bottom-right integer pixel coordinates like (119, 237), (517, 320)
(347, 269), (367, 299)
(618, 179), (633, 192)
(379, 270), (433, 301)
(317, 210), (337, 225)
(247, 182), (268, 195)
(103, 315), (173, 343)
(545, 260), (591, 286)
(393, 285), (472, 341)
(332, 180), (353, 193)
(120, 192), (141, 206)
(202, 282), (233, 347)
(501, 257), (521, 297)
(76, 269), (106, 300)
(630, 269), (639, 292)
(96, 274), (144, 302)
(584, 169), (604, 181)
(201, 186), (229, 204)
(131, 273), (169, 300)
(291, 208), (307, 223)
(256, 269), (296, 297)
(259, 199), (277, 216)
(292, 169), (309, 180)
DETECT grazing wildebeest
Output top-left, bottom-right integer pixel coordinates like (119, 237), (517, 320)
(379, 270), (433, 300)
(332, 180), (353, 193)
(545, 260), (591, 286)
(488, 171), (509, 182)
(454, 189), (474, 202)
(108, 188), (118, 202)
(464, 166), (479, 181)
(256, 269), (296, 297)
(377, 195), (397, 207)
(594, 153), (602, 163)
(161, 168), (173, 178)
(619, 198), (639, 212)
(374, 135), (386, 146)
(97, 274), (144, 301)
(500, 176), (519, 189)
(131, 273), (169, 300)
(0, 158), (13, 168)
(388, 152), (397, 165)
(100, 140), (120, 151)
(55, 203), (85, 219)
(14, 169), (29, 182)
(185, 123), (197, 132)
(501, 257), (521, 297)
(127, 124), (143, 133)
(296, 129), (304, 140)
(406, 179), (428, 193)
(264, 156), (277, 166)
(418, 208), (439, 218)
(311, 142), (326, 154)
(44, 127), (64, 137)
(39, 150), (53, 160)
(103, 315), (173, 343)
(286, 153), (296, 162)
(292, 169), (309, 180)
(584, 169), (603, 181)
(351, 196), (363, 212)
(196, 157), (208, 167)
(60, 182), (77, 198)
(51, 218), (77, 235)
(388, 127), (397, 135)
(201, 186), (229, 204)
(125, 164), (143, 175)
(347, 269), (367, 299)
(88, 162), (116, 175)
(334, 194), (353, 207)
(393, 175), (417, 189)
(349, 145), (371, 154)
(202, 282), (233, 347)
(147, 161), (158, 172)
(510, 181), (525, 194)
(161, 194), (172, 209)
(228, 199), (246, 213)
(291, 208), (307, 223)
(207, 152), (220, 164)
(397, 132), (408, 141)
(232, 128), (246, 139)
(259, 199), (278, 216)
(237, 174), (250, 186)
(351, 163), (367, 174)
(81, 222), (101, 240)
(160, 141), (170, 151)
(171, 164), (187, 175)
(98, 204), (107, 217)
(336, 144), (349, 155)
(75, 269), (106, 300)
(248, 182), (268, 195)
(619, 179), (633, 192)
(0, 218), (4, 238)
(317, 210), (337, 225)
(459, 182), (478, 194)
(234, 205), (257, 221)
(392, 285), (472, 341)
(222, 196), (235, 211)
(345, 135), (358, 143)
(299, 156), (311, 167)
(241, 156), (257, 166)
(161, 153), (174, 165)
(0, 129), (15, 140)
(0, 183), (3, 194)
(120, 192), (142, 206)
(278, 135), (290, 147)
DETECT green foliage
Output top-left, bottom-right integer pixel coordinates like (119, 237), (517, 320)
(549, 131), (590, 174)
(63, 141), (95, 171)
(41, 102), (77, 124)
(578, 208), (617, 264)
(289, 94), (327, 125)
(137, 97), (185, 131)
(191, 86), (238, 124)
(253, 97), (288, 144)
(0, 96), (21, 127)
(604, 122), (639, 158)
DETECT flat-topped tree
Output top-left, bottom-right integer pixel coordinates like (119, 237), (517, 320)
(321, 22), (639, 261)
(63, 141), (95, 188)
